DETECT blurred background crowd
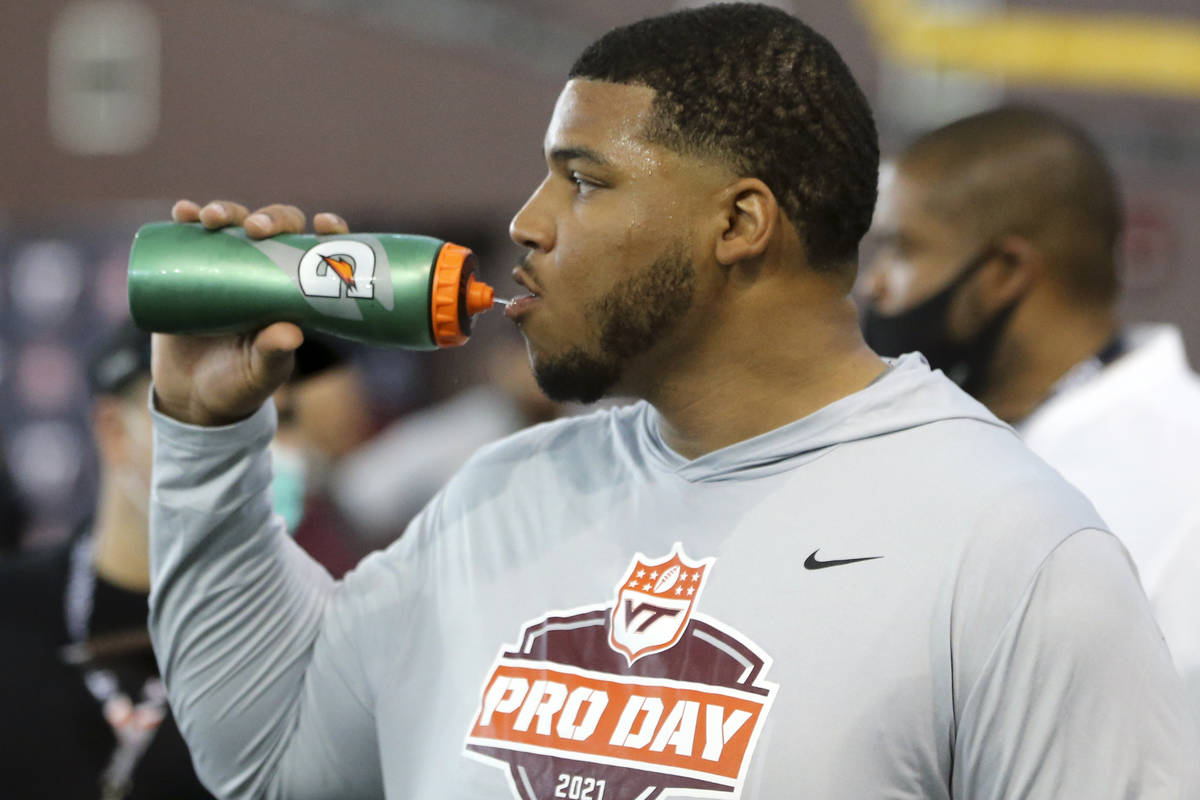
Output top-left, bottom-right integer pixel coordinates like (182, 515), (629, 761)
(0, 0), (1196, 796)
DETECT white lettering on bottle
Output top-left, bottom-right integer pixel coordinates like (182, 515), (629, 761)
(298, 241), (376, 299)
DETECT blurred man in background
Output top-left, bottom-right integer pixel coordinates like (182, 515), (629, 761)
(862, 105), (1200, 723)
(0, 324), (362, 797)
(0, 323), (212, 799)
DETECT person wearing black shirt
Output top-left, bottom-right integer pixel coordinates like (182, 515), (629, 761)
(0, 324), (212, 799)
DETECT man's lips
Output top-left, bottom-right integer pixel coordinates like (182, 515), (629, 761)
(504, 293), (540, 321)
(507, 265), (542, 322)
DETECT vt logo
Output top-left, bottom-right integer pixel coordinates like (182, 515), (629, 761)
(609, 545), (713, 665)
(298, 240), (376, 299)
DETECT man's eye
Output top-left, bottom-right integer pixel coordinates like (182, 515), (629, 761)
(570, 172), (600, 193)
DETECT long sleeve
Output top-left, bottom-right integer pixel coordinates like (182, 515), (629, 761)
(952, 528), (1200, 798)
(148, 399), (383, 800)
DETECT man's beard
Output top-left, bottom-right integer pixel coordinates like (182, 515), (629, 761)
(532, 245), (696, 404)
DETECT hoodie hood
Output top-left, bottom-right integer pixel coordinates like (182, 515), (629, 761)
(635, 353), (1010, 482)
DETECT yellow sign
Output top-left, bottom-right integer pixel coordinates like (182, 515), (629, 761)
(855, 0), (1200, 97)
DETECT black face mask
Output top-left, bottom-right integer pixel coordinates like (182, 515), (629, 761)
(862, 247), (1018, 395)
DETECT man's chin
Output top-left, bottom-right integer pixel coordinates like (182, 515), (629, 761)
(531, 349), (622, 405)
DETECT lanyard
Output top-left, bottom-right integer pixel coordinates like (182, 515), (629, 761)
(64, 534), (168, 800)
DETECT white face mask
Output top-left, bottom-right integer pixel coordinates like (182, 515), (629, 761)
(268, 441), (308, 534)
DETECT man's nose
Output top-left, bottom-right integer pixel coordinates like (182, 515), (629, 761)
(509, 176), (554, 252)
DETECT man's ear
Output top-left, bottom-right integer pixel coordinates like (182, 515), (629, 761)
(714, 178), (778, 266)
(982, 234), (1040, 309)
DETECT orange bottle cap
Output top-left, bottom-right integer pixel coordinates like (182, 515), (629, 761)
(430, 242), (495, 347)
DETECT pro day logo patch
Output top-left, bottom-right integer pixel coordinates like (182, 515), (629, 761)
(465, 545), (777, 800)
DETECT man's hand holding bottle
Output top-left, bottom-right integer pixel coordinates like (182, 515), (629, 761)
(150, 199), (349, 427)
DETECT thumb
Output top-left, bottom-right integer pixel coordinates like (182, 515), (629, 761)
(250, 322), (304, 385)
(253, 321), (305, 355)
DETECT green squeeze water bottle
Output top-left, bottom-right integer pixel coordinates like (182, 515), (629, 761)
(127, 222), (499, 349)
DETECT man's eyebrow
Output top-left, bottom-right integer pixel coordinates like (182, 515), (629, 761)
(548, 146), (613, 168)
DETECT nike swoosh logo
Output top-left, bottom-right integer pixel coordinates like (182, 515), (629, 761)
(804, 550), (883, 570)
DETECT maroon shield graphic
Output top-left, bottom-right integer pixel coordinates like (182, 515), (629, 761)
(464, 543), (776, 800)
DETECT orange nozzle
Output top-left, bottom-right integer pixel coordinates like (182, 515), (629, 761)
(430, 242), (496, 347)
(465, 274), (494, 316)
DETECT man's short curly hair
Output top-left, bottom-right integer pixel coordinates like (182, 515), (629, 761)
(569, 3), (879, 270)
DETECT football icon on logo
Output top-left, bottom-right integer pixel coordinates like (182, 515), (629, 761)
(654, 564), (681, 594)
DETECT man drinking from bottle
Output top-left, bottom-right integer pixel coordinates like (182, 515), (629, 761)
(146, 5), (1197, 798)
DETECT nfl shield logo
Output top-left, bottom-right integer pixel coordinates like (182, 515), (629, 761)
(609, 544), (714, 666)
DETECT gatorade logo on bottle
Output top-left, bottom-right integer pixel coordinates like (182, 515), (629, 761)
(298, 240), (376, 300)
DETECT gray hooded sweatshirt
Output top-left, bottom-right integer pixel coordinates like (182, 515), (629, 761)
(148, 354), (1199, 799)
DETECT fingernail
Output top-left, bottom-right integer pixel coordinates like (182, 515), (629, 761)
(245, 213), (271, 230)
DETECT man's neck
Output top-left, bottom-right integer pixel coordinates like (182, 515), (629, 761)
(976, 305), (1119, 424)
(90, 479), (151, 593)
(638, 283), (888, 460)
